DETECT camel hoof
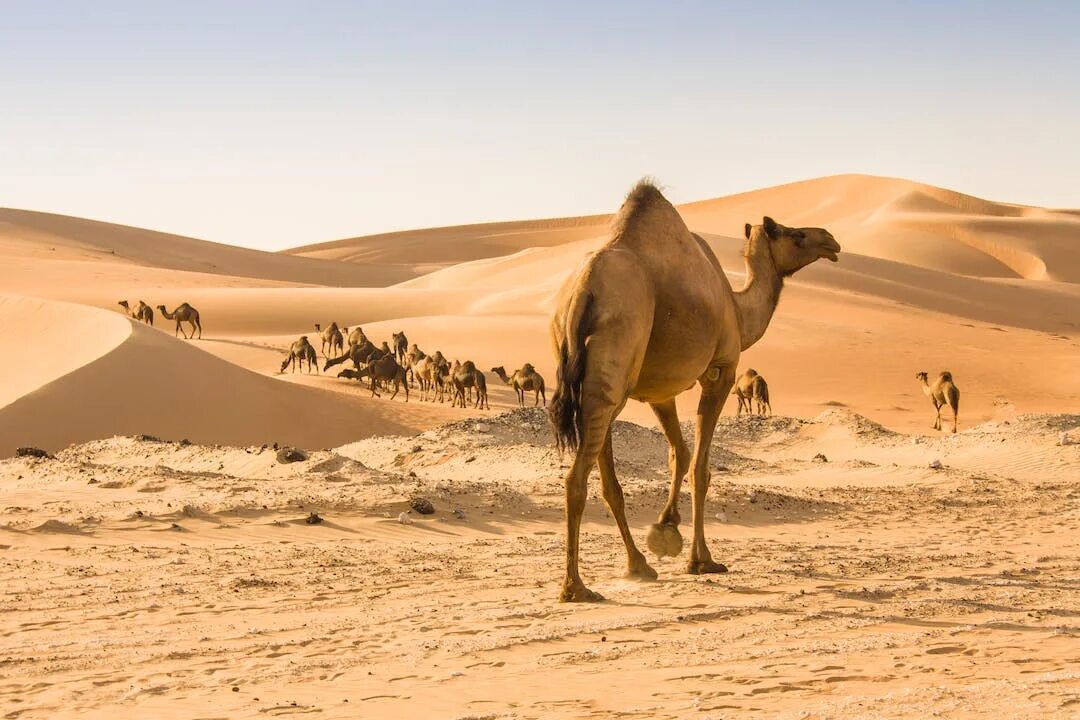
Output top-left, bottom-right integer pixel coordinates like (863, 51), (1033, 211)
(626, 562), (659, 582)
(646, 523), (683, 559)
(687, 559), (728, 575)
(559, 584), (605, 603)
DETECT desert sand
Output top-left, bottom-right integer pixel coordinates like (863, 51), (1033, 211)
(1, 174), (1078, 718)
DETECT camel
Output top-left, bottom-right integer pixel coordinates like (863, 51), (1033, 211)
(346, 326), (367, 348)
(315, 322), (344, 358)
(280, 336), (318, 374)
(732, 369), (771, 416)
(323, 339), (383, 372)
(405, 344), (426, 387)
(392, 332), (409, 365)
(731, 369), (757, 415)
(156, 303), (202, 339)
(412, 355), (439, 401)
(492, 364), (547, 407)
(916, 371), (960, 433)
(343, 355), (409, 401)
(752, 374), (771, 416)
(548, 180), (839, 602)
(452, 361), (490, 410)
(118, 300), (154, 326)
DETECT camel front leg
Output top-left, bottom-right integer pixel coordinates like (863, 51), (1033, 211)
(687, 366), (735, 575)
(598, 428), (656, 581)
(646, 399), (689, 559)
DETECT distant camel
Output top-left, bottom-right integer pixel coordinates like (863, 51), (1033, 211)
(392, 332), (409, 365)
(492, 364), (547, 407)
(404, 344), (426, 387)
(412, 355), (438, 401)
(752, 374), (771, 415)
(916, 371), (960, 433)
(118, 300), (154, 326)
(732, 369), (757, 415)
(324, 339), (383, 372)
(342, 355), (409, 401)
(732, 369), (770, 416)
(346, 326), (367, 348)
(452, 361), (489, 410)
(281, 336), (318, 374)
(156, 303), (202, 339)
(315, 322), (344, 358)
(548, 181), (839, 601)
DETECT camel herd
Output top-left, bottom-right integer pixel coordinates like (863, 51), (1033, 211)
(117, 300), (202, 339)
(278, 322), (543, 411)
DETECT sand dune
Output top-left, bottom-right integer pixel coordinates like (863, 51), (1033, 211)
(0, 207), (414, 287)
(0, 294), (427, 454)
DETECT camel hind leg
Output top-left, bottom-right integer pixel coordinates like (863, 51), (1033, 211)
(560, 396), (619, 602)
(598, 427), (656, 581)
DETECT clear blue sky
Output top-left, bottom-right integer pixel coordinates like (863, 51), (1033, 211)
(2, 1), (1077, 250)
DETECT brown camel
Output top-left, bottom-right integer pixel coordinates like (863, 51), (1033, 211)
(315, 322), (344, 358)
(343, 355), (409, 401)
(392, 331), (409, 365)
(548, 180), (839, 602)
(118, 300), (154, 326)
(411, 355), (438, 401)
(916, 371), (960, 433)
(731, 369), (758, 415)
(452, 361), (489, 409)
(346, 326), (368, 348)
(280, 336), (318, 374)
(156, 303), (202, 339)
(732, 369), (771, 416)
(492, 364), (547, 407)
(404, 344), (425, 387)
(324, 339), (383, 372)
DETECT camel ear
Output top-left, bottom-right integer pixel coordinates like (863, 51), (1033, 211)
(744, 223), (752, 239)
(762, 216), (778, 238)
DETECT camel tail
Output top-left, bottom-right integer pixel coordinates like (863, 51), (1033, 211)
(549, 293), (592, 452)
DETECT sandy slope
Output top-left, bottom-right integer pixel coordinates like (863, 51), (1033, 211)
(1, 409), (1076, 719)
(0, 207), (414, 287)
(0, 294), (431, 454)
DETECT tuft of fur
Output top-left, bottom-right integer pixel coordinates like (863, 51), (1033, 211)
(548, 293), (593, 452)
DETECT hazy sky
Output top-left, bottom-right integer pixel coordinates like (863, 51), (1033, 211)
(2, 1), (1078, 250)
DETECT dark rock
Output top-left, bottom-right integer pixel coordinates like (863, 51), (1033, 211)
(135, 434), (162, 443)
(409, 497), (435, 515)
(276, 447), (309, 463)
(812, 453), (828, 463)
(15, 447), (51, 459)
(179, 438), (192, 446)
(305, 512), (323, 525)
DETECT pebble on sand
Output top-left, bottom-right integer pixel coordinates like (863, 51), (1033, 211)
(410, 497), (435, 515)
(397, 512), (413, 525)
(276, 447), (309, 464)
(929, 459), (943, 469)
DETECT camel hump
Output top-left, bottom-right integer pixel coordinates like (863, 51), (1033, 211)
(939, 371), (953, 383)
(522, 362), (534, 372)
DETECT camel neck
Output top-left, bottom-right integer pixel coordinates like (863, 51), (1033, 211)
(733, 235), (783, 351)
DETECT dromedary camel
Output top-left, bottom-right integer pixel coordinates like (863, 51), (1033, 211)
(346, 326), (367, 348)
(323, 339), (382, 372)
(392, 332), (409, 365)
(916, 371), (960, 433)
(548, 180), (839, 602)
(453, 361), (490, 409)
(752, 374), (771, 416)
(156, 303), (202, 339)
(315, 322), (344, 358)
(492, 364), (547, 407)
(342, 355), (409, 401)
(118, 300), (154, 326)
(732, 369), (758, 415)
(280, 336), (318, 374)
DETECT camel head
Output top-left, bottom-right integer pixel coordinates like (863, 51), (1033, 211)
(117, 300), (130, 310)
(915, 371), (929, 384)
(491, 365), (506, 376)
(745, 217), (840, 277)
